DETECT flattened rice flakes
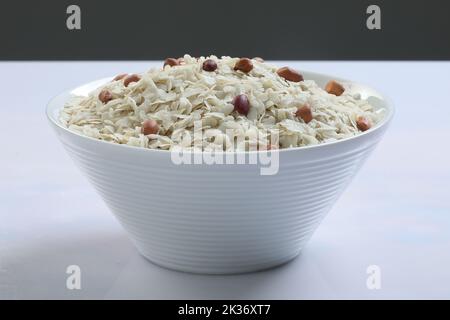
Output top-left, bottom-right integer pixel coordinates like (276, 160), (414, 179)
(60, 55), (384, 151)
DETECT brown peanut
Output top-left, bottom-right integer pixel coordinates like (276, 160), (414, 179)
(164, 58), (180, 67)
(202, 59), (218, 72)
(296, 105), (313, 123)
(113, 73), (127, 81)
(356, 116), (371, 131)
(234, 58), (253, 73)
(98, 89), (113, 104)
(277, 67), (303, 82)
(141, 119), (159, 135)
(123, 74), (141, 87)
(232, 94), (250, 116)
(325, 80), (345, 96)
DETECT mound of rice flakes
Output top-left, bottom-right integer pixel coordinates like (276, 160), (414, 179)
(60, 55), (384, 151)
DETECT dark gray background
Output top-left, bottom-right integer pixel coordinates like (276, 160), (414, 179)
(1, 0), (449, 60)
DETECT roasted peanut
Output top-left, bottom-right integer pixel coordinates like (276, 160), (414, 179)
(325, 80), (345, 96)
(277, 67), (303, 82)
(232, 94), (250, 116)
(164, 58), (180, 67)
(356, 116), (371, 131)
(234, 58), (253, 73)
(98, 89), (113, 104)
(202, 59), (218, 72)
(113, 73), (127, 81)
(141, 119), (159, 135)
(123, 74), (141, 87)
(296, 105), (313, 123)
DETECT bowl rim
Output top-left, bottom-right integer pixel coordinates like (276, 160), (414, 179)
(46, 70), (395, 155)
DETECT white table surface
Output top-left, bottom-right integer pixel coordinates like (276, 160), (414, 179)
(0, 61), (449, 299)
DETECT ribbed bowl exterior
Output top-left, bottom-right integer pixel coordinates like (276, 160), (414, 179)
(47, 73), (393, 274)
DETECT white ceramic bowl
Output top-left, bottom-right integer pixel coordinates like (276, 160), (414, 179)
(47, 71), (393, 274)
